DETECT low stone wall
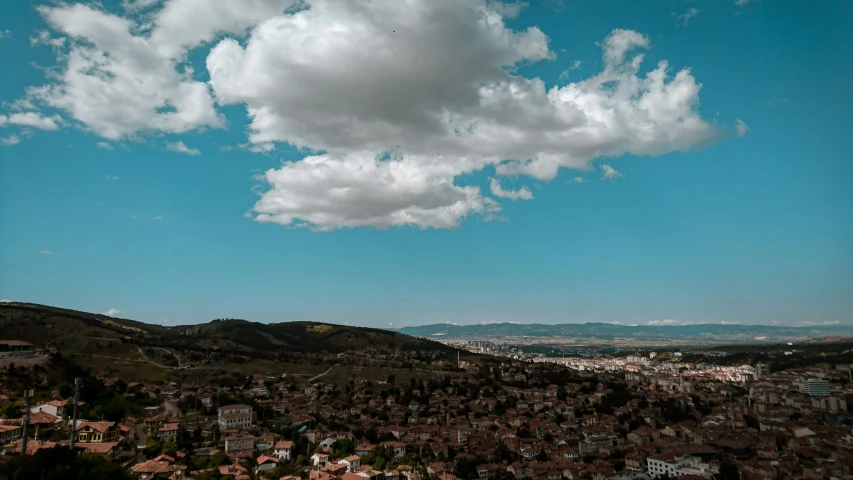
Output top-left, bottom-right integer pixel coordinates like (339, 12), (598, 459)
(0, 355), (49, 368)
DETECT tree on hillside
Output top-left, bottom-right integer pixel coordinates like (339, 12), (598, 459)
(714, 460), (740, 480)
(0, 446), (131, 480)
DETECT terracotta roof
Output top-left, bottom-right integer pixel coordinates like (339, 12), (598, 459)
(27, 411), (58, 425)
(132, 460), (176, 474)
(77, 442), (118, 454)
(75, 421), (116, 433)
(9, 440), (56, 455)
(219, 464), (248, 475)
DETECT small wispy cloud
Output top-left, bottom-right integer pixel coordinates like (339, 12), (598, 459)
(101, 308), (121, 317)
(543, 0), (564, 13)
(558, 60), (582, 80)
(149, 215), (164, 221)
(6, 98), (36, 111)
(248, 142), (274, 153)
(30, 30), (65, 49)
(647, 319), (679, 326)
(0, 299), (12, 303)
(734, 119), (750, 137)
(490, 178), (533, 200)
(96, 142), (114, 151)
(569, 176), (585, 184)
(720, 320), (741, 325)
(600, 164), (622, 180)
(39, 249), (56, 255)
(165, 141), (200, 156)
(0, 30), (11, 40)
(735, 0), (752, 6)
(104, 174), (120, 180)
(768, 97), (789, 106)
(674, 8), (700, 26)
(1, 135), (20, 146)
(122, 0), (161, 12)
(0, 112), (62, 130)
(195, 300), (205, 306)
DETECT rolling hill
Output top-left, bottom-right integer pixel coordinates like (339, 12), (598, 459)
(0, 302), (460, 358)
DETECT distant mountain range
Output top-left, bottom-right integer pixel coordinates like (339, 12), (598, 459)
(397, 322), (853, 345)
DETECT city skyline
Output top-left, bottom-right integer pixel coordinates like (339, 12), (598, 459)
(1, 0), (851, 327)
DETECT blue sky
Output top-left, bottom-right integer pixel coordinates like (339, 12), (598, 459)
(1, 0), (851, 328)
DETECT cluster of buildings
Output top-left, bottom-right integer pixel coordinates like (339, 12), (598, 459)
(0, 342), (851, 479)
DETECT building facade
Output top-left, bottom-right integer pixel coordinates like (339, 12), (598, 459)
(803, 379), (831, 397)
(218, 404), (253, 429)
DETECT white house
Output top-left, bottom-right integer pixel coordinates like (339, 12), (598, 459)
(31, 400), (66, 419)
(338, 455), (361, 471)
(274, 440), (294, 461)
(311, 453), (330, 467)
(218, 404), (253, 430)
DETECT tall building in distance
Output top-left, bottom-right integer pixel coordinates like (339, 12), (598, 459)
(803, 379), (831, 397)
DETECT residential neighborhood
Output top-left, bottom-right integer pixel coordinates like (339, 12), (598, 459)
(1, 343), (851, 479)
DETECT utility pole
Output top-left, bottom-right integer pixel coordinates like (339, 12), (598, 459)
(70, 377), (82, 450)
(21, 389), (33, 455)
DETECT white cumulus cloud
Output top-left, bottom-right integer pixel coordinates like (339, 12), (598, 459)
(222, 8), (723, 229)
(22, 0), (737, 230)
(24, 1), (278, 139)
(101, 308), (122, 317)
